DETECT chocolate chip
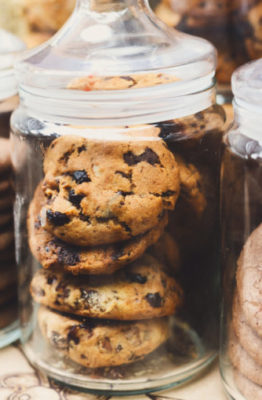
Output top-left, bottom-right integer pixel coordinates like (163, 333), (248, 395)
(101, 337), (112, 352)
(77, 145), (86, 153)
(126, 272), (147, 284)
(67, 325), (80, 345)
(79, 213), (90, 223)
(118, 191), (133, 196)
(123, 147), (160, 166)
(115, 170), (132, 180)
(145, 293), (163, 308)
(68, 189), (85, 208)
(162, 190), (176, 197)
(47, 274), (57, 285)
(157, 121), (184, 141)
(72, 170), (91, 184)
(56, 281), (71, 299)
(46, 210), (70, 226)
(111, 244), (125, 261)
(57, 245), (80, 266)
(116, 344), (123, 353)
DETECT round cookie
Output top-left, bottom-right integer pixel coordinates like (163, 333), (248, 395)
(236, 223), (262, 337)
(233, 295), (262, 366)
(31, 254), (183, 320)
(0, 264), (17, 292)
(0, 228), (14, 252)
(41, 135), (180, 246)
(28, 184), (168, 275)
(68, 73), (178, 91)
(38, 306), (169, 368)
(156, 104), (226, 144)
(176, 155), (206, 217)
(229, 330), (262, 386)
(0, 139), (11, 173)
(234, 370), (262, 400)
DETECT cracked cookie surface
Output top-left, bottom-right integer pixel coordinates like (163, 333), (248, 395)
(41, 135), (180, 246)
(31, 254), (183, 320)
(38, 306), (169, 368)
(28, 183), (168, 275)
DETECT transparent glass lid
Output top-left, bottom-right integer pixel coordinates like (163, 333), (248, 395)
(232, 59), (262, 111)
(16, 0), (216, 93)
(0, 29), (25, 101)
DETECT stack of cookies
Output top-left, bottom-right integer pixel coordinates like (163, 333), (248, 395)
(28, 134), (184, 369)
(229, 224), (262, 400)
(0, 138), (17, 328)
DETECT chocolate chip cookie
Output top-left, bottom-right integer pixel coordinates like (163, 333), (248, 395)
(28, 183), (168, 274)
(236, 223), (262, 337)
(38, 306), (169, 368)
(31, 254), (183, 320)
(41, 135), (180, 246)
(68, 73), (178, 91)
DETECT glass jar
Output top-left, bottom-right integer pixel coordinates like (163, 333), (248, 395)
(12, 0), (225, 394)
(220, 59), (262, 400)
(0, 29), (25, 348)
(155, 0), (262, 103)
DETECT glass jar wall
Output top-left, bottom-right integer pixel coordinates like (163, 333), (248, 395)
(0, 29), (25, 348)
(155, 0), (262, 102)
(220, 59), (262, 400)
(12, 0), (225, 393)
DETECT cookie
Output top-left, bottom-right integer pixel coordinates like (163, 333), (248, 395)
(229, 330), (262, 386)
(31, 254), (183, 320)
(234, 370), (262, 400)
(176, 156), (206, 217)
(236, 223), (262, 337)
(68, 73), (179, 91)
(38, 306), (169, 368)
(0, 139), (11, 173)
(156, 105), (226, 144)
(0, 264), (17, 292)
(150, 232), (180, 272)
(28, 184), (168, 275)
(0, 228), (14, 252)
(233, 295), (262, 366)
(41, 135), (180, 246)
(23, 0), (75, 33)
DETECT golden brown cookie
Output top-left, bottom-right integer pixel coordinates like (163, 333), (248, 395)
(68, 73), (179, 91)
(38, 306), (169, 368)
(31, 254), (183, 320)
(236, 223), (262, 338)
(41, 135), (180, 246)
(28, 183), (168, 275)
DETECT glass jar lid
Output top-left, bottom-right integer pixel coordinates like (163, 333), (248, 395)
(15, 0), (217, 124)
(232, 59), (262, 112)
(0, 29), (26, 101)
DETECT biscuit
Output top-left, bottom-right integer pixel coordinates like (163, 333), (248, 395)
(234, 370), (262, 400)
(28, 184), (168, 275)
(31, 254), (183, 320)
(41, 135), (180, 246)
(156, 105), (226, 144)
(0, 264), (17, 292)
(68, 73), (179, 91)
(236, 223), (262, 337)
(0, 139), (11, 173)
(233, 295), (262, 366)
(229, 330), (262, 386)
(38, 306), (169, 368)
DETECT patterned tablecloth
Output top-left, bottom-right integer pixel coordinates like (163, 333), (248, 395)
(0, 345), (227, 400)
